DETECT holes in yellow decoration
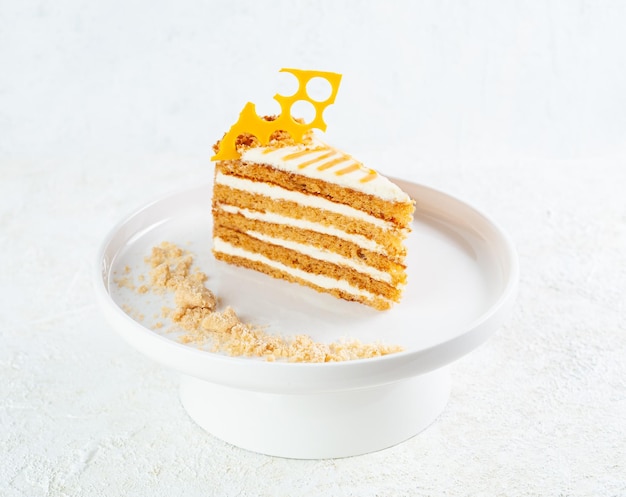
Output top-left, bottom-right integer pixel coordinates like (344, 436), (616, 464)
(212, 68), (342, 161)
(306, 77), (333, 102)
(289, 100), (316, 125)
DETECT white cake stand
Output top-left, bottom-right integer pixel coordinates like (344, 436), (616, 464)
(94, 178), (518, 459)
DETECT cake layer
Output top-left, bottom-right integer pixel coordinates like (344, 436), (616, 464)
(215, 170), (395, 229)
(218, 159), (414, 226)
(213, 238), (393, 310)
(212, 183), (408, 260)
(247, 231), (392, 283)
(213, 207), (407, 286)
(218, 203), (384, 253)
(213, 227), (402, 303)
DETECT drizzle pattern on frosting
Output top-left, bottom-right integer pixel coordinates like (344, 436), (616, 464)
(241, 143), (411, 202)
(279, 144), (377, 182)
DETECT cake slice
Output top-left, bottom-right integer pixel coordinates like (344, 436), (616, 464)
(211, 69), (415, 310)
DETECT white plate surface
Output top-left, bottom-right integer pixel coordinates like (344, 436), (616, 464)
(95, 178), (518, 394)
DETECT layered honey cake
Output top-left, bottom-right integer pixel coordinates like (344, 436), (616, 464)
(211, 69), (415, 310)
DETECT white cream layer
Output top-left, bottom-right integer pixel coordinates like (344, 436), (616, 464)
(213, 238), (384, 302)
(241, 139), (411, 203)
(245, 230), (392, 284)
(218, 204), (386, 254)
(215, 172), (394, 230)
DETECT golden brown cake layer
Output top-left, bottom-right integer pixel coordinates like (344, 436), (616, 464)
(213, 250), (393, 311)
(213, 209), (407, 286)
(218, 160), (414, 226)
(212, 183), (408, 260)
(214, 227), (402, 302)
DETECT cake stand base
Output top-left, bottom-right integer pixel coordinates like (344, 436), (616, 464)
(179, 366), (451, 459)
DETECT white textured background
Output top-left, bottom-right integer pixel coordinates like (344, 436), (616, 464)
(1, 1), (625, 495)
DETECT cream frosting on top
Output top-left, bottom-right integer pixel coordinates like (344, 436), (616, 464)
(240, 139), (411, 203)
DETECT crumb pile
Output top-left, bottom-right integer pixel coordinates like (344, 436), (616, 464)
(119, 241), (403, 363)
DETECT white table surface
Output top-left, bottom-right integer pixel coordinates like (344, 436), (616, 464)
(1, 1), (625, 495)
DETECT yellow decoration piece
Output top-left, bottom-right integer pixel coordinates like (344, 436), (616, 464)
(212, 68), (342, 161)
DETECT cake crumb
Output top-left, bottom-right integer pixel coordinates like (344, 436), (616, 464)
(114, 276), (135, 291)
(127, 241), (403, 363)
(120, 303), (144, 322)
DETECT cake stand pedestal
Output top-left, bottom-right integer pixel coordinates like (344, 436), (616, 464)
(179, 367), (451, 459)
